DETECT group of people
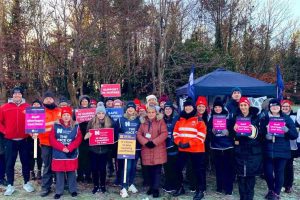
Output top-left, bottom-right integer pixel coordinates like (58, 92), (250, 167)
(0, 86), (299, 200)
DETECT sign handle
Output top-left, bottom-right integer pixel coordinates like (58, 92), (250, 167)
(34, 134), (38, 159)
(123, 158), (127, 185)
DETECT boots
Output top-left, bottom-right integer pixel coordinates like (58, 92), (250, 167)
(173, 185), (185, 197)
(193, 190), (204, 200)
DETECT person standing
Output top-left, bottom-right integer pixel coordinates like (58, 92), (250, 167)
(50, 106), (82, 199)
(260, 98), (298, 200)
(226, 87), (242, 118)
(0, 86), (34, 196)
(137, 105), (168, 198)
(38, 91), (61, 197)
(172, 97), (207, 200)
(0, 106), (6, 186)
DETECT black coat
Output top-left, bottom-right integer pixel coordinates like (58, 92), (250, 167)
(260, 112), (298, 159)
(228, 107), (263, 177)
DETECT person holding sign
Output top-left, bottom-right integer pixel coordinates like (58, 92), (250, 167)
(84, 105), (117, 194)
(228, 97), (262, 200)
(208, 97), (234, 197)
(0, 86), (34, 196)
(281, 99), (300, 193)
(260, 98), (298, 200)
(50, 106), (82, 199)
(137, 105), (168, 198)
(172, 97), (207, 200)
(118, 101), (141, 198)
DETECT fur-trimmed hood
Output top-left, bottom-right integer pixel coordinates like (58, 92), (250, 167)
(140, 113), (164, 124)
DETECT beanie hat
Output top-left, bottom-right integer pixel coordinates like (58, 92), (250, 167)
(32, 99), (42, 107)
(90, 99), (97, 106)
(43, 90), (55, 100)
(269, 98), (281, 110)
(159, 94), (169, 104)
(59, 96), (69, 104)
(281, 99), (292, 106)
(146, 94), (157, 103)
(61, 106), (73, 117)
(184, 97), (194, 107)
(11, 86), (24, 96)
(133, 98), (141, 106)
(196, 96), (208, 107)
(126, 101), (136, 110)
(97, 101), (104, 107)
(239, 97), (250, 106)
(114, 99), (123, 107)
(231, 87), (242, 95)
(105, 97), (114, 103)
(213, 97), (223, 108)
(164, 101), (173, 109)
(79, 95), (90, 105)
(96, 105), (106, 114)
(137, 104), (146, 112)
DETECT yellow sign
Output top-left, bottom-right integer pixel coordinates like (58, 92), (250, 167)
(117, 134), (136, 159)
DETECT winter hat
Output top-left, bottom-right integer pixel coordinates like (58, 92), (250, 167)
(231, 87), (242, 95)
(32, 99), (42, 107)
(105, 97), (114, 103)
(97, 101), (104, 107)
(281, 99), (292, 106)
(146, 94), (157, 102)
(11, 86), (24, 96)
(213, 97), (224, 108)
(96, 105), (106, 114)
(133, 98), (141, 106)
(114, 99), (123, 107)
(79, 95), (90, 105)
(61, 106), (73, 117)
(184, 97), (194, 107)
(90, 99), (97, 106)
(43, 90), (55, 100)
(125, 101), (136, 111)
(239, 97), (250, 106)
(269, 98), (281, 110)
(147, 105), (158, 112)
(164, 101), (173, 109)
(159, 94), (169, 104)
(137, 104), (146, 112)
(196, 96), (208, 107)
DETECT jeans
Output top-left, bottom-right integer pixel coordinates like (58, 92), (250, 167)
(238, 176), (255, 200)
(119, 157), (137, 189)
(41, 145), (53, 191)
(55, 172), (77, 194)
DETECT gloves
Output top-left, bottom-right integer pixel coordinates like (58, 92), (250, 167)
(178, 142), (190, 149)
(221, 129), (229, 136)
(282, 126), (289, 133)
(145, 141), (155, 149)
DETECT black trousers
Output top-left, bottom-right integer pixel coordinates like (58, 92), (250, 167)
(90, 152), (108, 187)
(284, 156), (294, 188)
(0, 154), (5, 180)
(238, 176), (255, 200)
(176, 152), (206, 191)
(5, 139), (30, 185)
(145, 164), (162, 190)
(163, 154), (179, 189)
(213, 148), (234, 194)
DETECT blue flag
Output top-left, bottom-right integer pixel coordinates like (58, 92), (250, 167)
(187, 65), (195, 102)
(276, 65), (284, 100)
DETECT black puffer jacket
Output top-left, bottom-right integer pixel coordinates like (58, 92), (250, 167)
(228, 107), (263, 177)
(260, 112), (298, 159)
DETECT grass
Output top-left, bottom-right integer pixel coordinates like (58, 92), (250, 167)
(0, 157), (300, 200)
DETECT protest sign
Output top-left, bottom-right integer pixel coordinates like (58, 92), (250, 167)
(89, 128), (114, 146)
(100, 84), (121, 97)
(117, 133), (136, 159)
(75, 108), (96, 123)
(236, 117), (252, 136)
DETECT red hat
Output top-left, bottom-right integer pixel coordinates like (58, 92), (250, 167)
(239, 97), (250, 106)
(61, 106), (73, 117)
(134, 98), (141, 106)
(158, 94), (169, 104)
(196, 96), (208, 107)
(90, 99), (97, 105)
(281, 99), (292, 106)
(137, 104), (146, 112)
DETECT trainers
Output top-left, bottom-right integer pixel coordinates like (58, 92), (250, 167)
(128, 184), (138, 193)
(162, 186), (176, 193)
(4, 184), (15, 196)
(120, 188), (129, 198)
(23, 182), (35, 192)
(100, 186), (106, 193)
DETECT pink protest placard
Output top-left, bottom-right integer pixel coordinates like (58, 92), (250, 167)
(25, 107), (46, 133)
(268, 117), (285, 137)
(213, 115), (227, 131)
(236, 117), (251, 136)
(75, 108), (96, 123)
(89, 128), (114, 146)
(100, 84), (121, 97)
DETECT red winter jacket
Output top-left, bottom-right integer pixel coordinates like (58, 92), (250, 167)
(50, 120), (82, 172)
(0, 100), (30, 139)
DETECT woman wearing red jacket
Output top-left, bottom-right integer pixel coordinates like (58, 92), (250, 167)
(50, 107), (82, 199)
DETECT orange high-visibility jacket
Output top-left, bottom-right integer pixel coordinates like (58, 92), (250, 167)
(38, 107), (61, 146)
(173, 116), (207, 153)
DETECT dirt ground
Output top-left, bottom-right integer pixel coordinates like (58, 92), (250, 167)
(0, 158), (299, 200)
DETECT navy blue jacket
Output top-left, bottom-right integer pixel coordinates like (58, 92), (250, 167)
(260, 112), (298, 159)
(226, 99), (239, 118)
(163, 114), (179, 155)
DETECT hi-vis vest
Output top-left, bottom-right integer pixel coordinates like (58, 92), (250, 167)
(52, 123), (79, 160)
